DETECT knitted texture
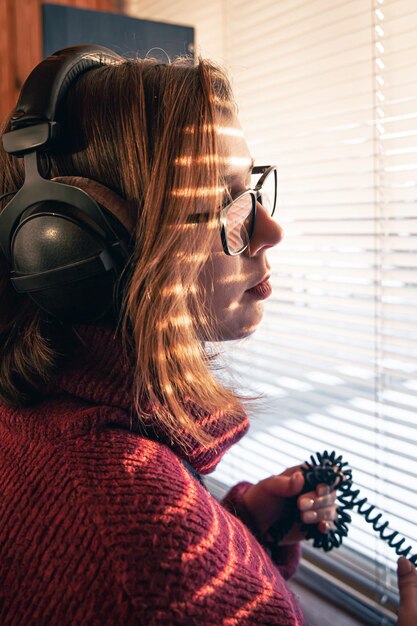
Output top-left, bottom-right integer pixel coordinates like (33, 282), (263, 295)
(0, 324), (307, 626)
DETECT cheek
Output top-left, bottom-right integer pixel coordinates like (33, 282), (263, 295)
(196, 256), (264, 340)
(200, 254), (242, 303)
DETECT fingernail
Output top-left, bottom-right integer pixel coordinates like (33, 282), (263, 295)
(304, 510), (318, 523)
(291, 472), (303, 484)
(398, 557), (414, 576)
(299, 497), (314, 511)
(322, 521), (331, 533)
(317, 485), (330, 496)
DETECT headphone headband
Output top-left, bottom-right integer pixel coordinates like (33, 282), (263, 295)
(4, 44), (123, 155)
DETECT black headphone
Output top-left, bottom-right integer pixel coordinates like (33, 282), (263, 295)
(0, 44), (134, 324)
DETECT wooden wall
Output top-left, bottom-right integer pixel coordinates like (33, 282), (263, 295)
(0, 0), (121, 125)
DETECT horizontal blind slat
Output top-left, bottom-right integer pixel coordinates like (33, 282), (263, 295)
(127, 0), (417, 603)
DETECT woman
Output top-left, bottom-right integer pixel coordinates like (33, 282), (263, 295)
(0, 47), (415, 626)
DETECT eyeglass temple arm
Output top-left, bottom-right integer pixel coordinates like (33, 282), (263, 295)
(252, 165), (270, 175)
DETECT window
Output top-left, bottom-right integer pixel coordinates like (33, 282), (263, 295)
(127, 0), (417, 620)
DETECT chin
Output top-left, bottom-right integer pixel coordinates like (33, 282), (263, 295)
(198, 300), (264, 342)
(216, 306), (264, 341)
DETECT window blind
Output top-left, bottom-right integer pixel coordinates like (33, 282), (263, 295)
(216, 0), (417, 613)
(126, 0), (417, 617)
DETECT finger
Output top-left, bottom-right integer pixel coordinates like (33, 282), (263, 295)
(298, 491), (336, 512)
(316, 483), (340, 501)
(279, 465), (305, 477)
(315, 505), (338, 522)
(301, 505), (338, 525)
(279, 462), (310, 478)
(262, 471), (305, 498)
(397, 557), (417, 611)
(318, 520), (336, 534)
(314, 493), (337, 510)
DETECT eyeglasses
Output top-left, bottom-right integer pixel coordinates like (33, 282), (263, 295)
(186, 165), (278, 256)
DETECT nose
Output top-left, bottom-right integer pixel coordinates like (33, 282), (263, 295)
(247, 201), (283, 256)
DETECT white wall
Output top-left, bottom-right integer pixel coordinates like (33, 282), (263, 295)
(124, 1), (225, 62)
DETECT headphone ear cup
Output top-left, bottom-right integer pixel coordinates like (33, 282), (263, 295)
(11, 204), (125, 323)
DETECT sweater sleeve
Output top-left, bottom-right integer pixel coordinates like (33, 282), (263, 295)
(221, 481), (301, 580)
(66, 433), (307, 626)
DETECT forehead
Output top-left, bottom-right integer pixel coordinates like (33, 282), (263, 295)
(216, 113), (253, 180)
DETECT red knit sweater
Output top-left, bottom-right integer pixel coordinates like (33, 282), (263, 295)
(0, 325), (307, 626)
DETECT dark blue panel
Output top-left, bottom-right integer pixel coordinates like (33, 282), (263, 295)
(42, 4), (194, 61)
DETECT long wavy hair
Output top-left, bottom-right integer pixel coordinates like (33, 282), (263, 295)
(0, 56), (258, 448)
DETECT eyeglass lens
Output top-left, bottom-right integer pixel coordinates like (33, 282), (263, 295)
(225, 193), (253, 254)
(226, 168), (277, 254)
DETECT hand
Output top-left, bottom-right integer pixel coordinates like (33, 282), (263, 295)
(397, 557), (417, 626)
(241, 466), (338, 545)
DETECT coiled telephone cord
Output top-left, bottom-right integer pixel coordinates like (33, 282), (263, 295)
(266, 450), (417, 564)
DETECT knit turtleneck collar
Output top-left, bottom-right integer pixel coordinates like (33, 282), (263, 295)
(46, 324), (250, 474)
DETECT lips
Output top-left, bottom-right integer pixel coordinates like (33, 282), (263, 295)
(246, 274), (271, 291)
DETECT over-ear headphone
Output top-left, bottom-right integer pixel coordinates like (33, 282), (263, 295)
(0, 44), (134, 324)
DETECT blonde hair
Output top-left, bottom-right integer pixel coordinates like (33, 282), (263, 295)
(0, 56), (259, 448)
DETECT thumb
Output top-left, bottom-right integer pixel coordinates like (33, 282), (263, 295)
(266, 471), (304, 497)
(397, 557), (417, 618)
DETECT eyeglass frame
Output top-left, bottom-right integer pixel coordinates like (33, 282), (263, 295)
(186, 165), (278, 256)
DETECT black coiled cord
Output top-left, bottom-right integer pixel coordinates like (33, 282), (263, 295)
(266, 450), (417, 564)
